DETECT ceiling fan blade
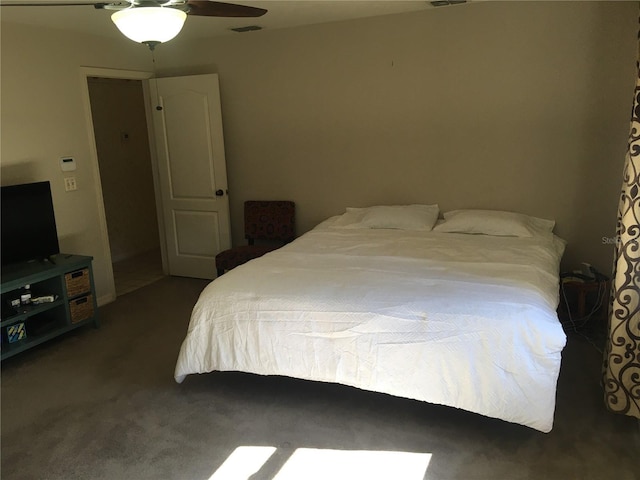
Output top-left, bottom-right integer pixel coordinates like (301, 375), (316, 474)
(0, 1), (133, 9)
(185, 1), (266, 18)
(0, 2), (106, 5)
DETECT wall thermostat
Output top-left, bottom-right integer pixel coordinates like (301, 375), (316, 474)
(60, 157), (76, 172)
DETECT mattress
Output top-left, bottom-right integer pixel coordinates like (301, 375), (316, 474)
(175, 217), (567, 432)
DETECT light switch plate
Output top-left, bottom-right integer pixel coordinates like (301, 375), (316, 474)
(64, 177), (77, 191)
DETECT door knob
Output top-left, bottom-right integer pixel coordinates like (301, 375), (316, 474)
(215, 189), (224, 197)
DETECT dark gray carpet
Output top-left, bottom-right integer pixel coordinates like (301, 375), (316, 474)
(2, 276), (638, 479)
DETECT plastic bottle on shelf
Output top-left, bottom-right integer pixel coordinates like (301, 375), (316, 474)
(20, 284), (32, 305)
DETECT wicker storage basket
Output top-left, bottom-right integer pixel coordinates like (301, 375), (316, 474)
(69, 295), (94, 324)
(65, 268), (90, 298)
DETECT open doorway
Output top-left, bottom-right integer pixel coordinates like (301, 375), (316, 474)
(87, 76), (165, 297)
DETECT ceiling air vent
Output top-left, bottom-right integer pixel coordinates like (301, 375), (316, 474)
(230, 25), (263, 33)
(430, 0), (467, 6)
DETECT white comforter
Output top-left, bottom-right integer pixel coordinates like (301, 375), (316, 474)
(175, 220), (567, 432)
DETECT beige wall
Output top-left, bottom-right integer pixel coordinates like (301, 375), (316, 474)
(158, 1), (635, 275)
(1, 1), (637, 304)
(0, 22), (154, 304)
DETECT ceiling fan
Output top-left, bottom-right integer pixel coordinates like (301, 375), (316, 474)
(0, 1), (268, 48)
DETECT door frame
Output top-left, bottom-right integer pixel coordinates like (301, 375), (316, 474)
(79, 66), (168, 305)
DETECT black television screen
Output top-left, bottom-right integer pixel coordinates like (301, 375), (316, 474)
(1, 181), (60, 267)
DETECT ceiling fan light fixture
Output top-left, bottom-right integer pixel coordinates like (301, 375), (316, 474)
(111, 7), (187, 46)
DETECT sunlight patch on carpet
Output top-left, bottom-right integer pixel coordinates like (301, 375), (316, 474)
(209, 446), (276, 479)
(209, 446), (432, 480)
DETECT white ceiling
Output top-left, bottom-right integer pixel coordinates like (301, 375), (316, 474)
(0, 1), (469, 42)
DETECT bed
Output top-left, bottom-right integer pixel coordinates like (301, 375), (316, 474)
(174, 206), (567, 433)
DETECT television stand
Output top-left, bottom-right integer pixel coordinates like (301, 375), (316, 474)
(0, 254), (99, 361)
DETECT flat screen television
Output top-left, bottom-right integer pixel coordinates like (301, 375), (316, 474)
(1, 181), (60, 267)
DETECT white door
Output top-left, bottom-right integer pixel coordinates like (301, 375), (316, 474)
(150, 73), (231, 279)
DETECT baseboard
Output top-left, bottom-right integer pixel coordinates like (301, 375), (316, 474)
(97, 292), (116, 307)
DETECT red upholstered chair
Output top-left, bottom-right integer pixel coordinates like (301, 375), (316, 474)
(215, 200), (295, 276)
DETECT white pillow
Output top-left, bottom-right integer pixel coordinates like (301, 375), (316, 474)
(332, 208), (367, 228)
(359, 204), (440, 231)
(433, 209), (555, 237)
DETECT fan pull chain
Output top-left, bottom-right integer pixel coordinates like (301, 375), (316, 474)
(151, 49), (162, 111)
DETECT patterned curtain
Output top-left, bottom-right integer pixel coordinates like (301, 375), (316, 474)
(602, 29), (640, 420)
